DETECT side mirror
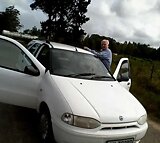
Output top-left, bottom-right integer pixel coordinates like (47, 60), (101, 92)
(117, 74), (129, 82)
(24, 65), (40, 76)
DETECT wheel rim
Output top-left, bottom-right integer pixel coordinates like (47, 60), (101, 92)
(40, 113), (49, 140)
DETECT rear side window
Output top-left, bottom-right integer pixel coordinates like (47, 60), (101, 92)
(28, 42), (41, 56)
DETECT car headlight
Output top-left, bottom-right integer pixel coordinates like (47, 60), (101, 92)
(137, 114), (147, 125)
(61, 113), (101, 129)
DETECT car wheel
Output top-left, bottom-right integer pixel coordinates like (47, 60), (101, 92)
(39, 107), (55, 143)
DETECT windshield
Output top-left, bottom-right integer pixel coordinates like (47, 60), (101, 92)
(50, 49), (114, 81)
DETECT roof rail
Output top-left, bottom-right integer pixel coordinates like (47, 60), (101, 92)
(2, 30), (38, 39)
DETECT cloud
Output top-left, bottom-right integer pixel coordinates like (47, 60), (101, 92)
(0, 0), (47, 29)
(0, 0), (28, 11)
(111, 0), (157, 17)
(83, 0), (160, 48)
(20, 10), (47, 29)
(0, 0), (160, 48)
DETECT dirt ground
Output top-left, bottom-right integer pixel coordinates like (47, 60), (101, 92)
(0, 103), (40, 143)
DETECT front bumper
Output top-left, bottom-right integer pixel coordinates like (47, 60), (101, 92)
(51, 116), (148, 143)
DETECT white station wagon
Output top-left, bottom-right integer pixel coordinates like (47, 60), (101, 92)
(0, 35), (148, 143)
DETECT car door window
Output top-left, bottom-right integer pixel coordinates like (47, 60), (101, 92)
(117, 60), (130, 81)
(0, 39), (34, 73)
(37, 45), (50, 69)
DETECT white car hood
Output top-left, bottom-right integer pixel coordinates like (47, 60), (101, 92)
(52, 75), (146, 123)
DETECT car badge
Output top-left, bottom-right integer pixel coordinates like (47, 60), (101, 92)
(119, 116), (123, 121)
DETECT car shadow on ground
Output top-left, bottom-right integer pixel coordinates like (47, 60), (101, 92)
(0, 102), (40, 143)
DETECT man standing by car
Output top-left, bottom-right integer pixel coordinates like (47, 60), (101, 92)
(84, 39), (112, 70)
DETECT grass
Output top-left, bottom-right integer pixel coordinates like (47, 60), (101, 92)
(111, 54), (160, 121)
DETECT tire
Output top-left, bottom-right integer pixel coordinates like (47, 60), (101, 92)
(39, 107), (55, 143)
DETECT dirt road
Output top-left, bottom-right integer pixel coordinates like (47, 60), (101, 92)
(141, 119), (160, 143)
(0, 102), (159, 143)
(0, 103), (40, 143)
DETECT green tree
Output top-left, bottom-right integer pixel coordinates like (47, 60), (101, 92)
(83, 34), (117, 52)
(156, 47), (160, 60)
(0, 6), (22, 33)
(30, 0), (91, 46)
(83, 34), (159, 61)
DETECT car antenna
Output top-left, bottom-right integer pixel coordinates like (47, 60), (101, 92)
(46, 39), (50, 44)
(46, 35), (50, 44)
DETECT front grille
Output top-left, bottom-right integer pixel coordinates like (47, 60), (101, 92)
(101, 125), (137, 130)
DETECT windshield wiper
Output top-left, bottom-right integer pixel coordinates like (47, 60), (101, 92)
(67, 73), (95, 77)
(91, 75), (113, 79)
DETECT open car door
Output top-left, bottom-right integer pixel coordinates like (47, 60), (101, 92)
(113, 58), (131, 91)
(0, 35), (45, 109)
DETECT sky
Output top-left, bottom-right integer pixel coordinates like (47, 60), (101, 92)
(0, 0), (160, 49)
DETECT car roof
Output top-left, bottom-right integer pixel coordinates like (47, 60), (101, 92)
(49, 41), (93, 55)
(50, 42), (77, 51)
(29, 39), (93, 55)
